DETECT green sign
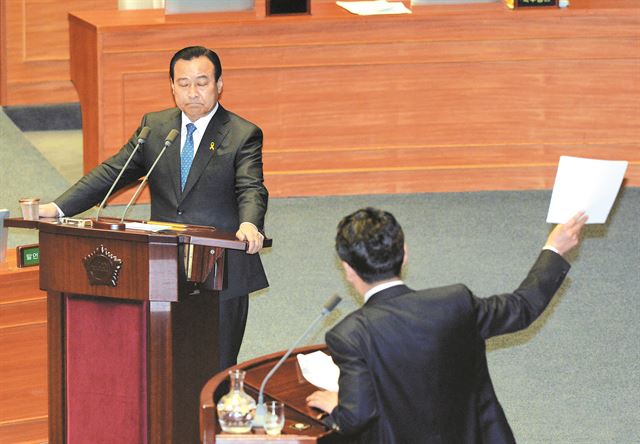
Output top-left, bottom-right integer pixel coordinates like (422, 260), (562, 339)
(19, 245), (40, 267)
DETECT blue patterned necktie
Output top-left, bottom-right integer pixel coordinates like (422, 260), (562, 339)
(180, 123), (197, 191)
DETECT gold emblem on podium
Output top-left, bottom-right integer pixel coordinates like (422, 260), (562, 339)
(83, 244), (123, 287)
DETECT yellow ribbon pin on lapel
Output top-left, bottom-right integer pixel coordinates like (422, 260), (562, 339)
(209, 141), (215, 151)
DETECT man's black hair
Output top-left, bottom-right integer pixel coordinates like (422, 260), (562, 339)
(169, 46), (222, 81)
(335, 207), (405, 284)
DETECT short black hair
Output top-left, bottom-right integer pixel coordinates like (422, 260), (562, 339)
(335, 207), (405, 284)
(169, 46), (222, 81)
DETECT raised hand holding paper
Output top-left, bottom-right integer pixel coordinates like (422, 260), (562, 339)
(546, 156), (628, 224)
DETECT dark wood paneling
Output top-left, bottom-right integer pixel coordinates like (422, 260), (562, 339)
(149, 301), (173, 443)
(47, 293), (65, 444)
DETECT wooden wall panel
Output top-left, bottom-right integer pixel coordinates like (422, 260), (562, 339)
(265, 165), (564, 195)
(263, 144), (639, 172)
(2, 0), (639, 197)
(99, 56), (640, 152)
(0, 1), (6, 104)
(0, 0), (118, 105)
(67, 2), (639, 199)
(0, 255), (47, 444)
(263, 143), (637, 196)
(222, 60), (640, 148)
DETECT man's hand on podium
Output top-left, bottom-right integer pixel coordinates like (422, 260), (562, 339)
(39, 203), (60, 218)
(236, 222), (264, 254)
(306, 390), (338, 415)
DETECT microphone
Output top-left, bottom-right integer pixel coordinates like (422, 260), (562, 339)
(95, 126), (150, 221)
(119, 129), (179, 223)
(252, 294), (342, 428)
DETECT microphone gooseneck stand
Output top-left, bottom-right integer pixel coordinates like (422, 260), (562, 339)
(252, 294), (342, 428)
(119, 129), (179, 224)
(94, 126), (150, 226)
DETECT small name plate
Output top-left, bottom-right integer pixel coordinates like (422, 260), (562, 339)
(267, 0), (310, 15)
(17, 244), (40, 267)
(516, 0), (557, 7)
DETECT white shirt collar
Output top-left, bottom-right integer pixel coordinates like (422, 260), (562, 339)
(179, 103), (219, 155)
(364, 280), (404, 304)
(181, 102), (218, 132)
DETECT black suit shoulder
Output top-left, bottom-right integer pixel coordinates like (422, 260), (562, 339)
(143, 107), (181, 121)
(224, 107), (260, 129)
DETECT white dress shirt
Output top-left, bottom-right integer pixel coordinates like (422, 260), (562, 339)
(180, 102), (219, 158)
(364, 280), (405, 304)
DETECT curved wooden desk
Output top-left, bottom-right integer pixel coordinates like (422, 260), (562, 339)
(200, 344), (343, 443)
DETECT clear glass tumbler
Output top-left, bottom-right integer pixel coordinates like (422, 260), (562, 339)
(264, 401), (285, 436)
(19, 198), (40, 220)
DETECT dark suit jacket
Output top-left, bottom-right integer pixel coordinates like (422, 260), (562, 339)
(326, 250), (570, 443)
(55, 106), (269, 298)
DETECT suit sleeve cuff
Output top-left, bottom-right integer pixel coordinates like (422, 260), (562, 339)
(51, 202), (64, 218)
(542, 245), (560, 255)
(322, 413), (341, 433)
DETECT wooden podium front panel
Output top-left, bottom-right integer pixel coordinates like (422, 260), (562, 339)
(0, 219), (239, 443)
(39, 230), (149, 300)
(65, 295), (148, 443)
(39, 228), (179, 302)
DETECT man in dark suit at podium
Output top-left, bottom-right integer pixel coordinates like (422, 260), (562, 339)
(307, 207), (587, 443)
(39, 46), (269, 373)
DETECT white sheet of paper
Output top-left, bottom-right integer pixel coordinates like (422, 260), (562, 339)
(125, 222), (172, 232)
(336, 1), (412, 15)
(297, 351), (340, 392)
(546, 156), (628, 224)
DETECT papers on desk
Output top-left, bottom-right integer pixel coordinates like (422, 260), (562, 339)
(125, 222), (173, 232)
(546, 156), (628, 224)
(336, 1), (412, 15)
(297, 351), (340, 392)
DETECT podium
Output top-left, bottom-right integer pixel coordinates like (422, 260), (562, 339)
(5, 217), (257, 444)
(200, 344), (346, 443)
